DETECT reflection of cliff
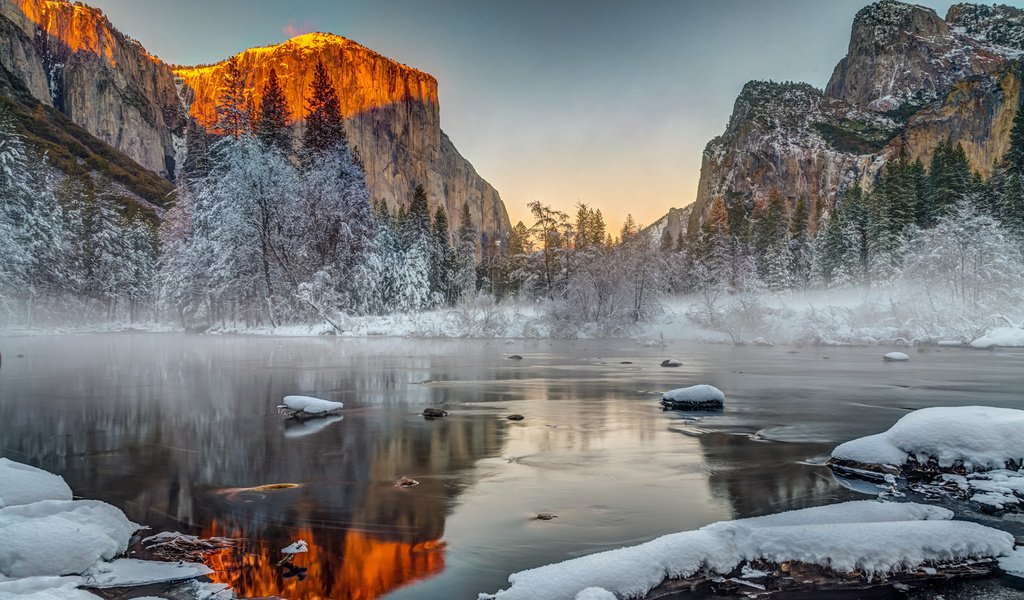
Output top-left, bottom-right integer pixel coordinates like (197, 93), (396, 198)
(697, 432), (859, 518)
(0, 335), (506, 600)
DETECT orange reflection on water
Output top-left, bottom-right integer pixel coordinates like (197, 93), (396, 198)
(202, 521), (445, 600)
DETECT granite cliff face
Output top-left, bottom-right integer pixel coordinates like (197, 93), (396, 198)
(683, 1), (1024, 237)
(0, 2), (510, 237)
(0, 0), (183, 177)
(174, 33), (510, 237)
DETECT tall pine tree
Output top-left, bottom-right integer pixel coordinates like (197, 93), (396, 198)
(255, 68), (293, 152)
(214, 57), (249, 138)
(302, 59), (346, 156)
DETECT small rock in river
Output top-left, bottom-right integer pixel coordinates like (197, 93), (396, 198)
(660, 359), (683, 367)
(535, 513), (558, 521)
(507, 414), (525, 421)
(394, 476), (420, 488)
(507, 355), (524, 360)
(422, 408), (449, 419)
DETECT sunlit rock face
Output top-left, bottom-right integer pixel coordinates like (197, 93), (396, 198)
(683, 1), (1024, 237)
(175, 32), (510, 238)
(0, 0), (184, 177)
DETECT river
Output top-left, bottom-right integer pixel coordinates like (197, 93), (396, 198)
(0, 334), (1021, 599)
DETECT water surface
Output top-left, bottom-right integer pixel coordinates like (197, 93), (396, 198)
(0, 334), (1021, 599)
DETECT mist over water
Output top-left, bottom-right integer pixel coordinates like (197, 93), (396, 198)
(0, 334), (1022, 598)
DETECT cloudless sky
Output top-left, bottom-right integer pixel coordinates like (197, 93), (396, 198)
(88, 0), (1024, 230)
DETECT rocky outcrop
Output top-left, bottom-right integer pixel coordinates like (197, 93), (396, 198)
(826, 0), (1004, 111)
(174, 33), (510, 238)
(0, 0), (184, 178)
(645, 205), (691, 247)
(683, 1), (1024, 237)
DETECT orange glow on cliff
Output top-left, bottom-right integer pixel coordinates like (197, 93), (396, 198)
(202, 520), (446, 599)
(173, 32), (439, 130)
(10, 0), (116, 63)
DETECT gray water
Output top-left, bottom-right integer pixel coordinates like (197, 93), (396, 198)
(0, 334), (1022, 599)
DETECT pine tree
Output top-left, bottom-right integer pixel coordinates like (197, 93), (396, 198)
(429, 205), (454, 303)
(620, 214), (638, 242)
(214, 57), (249, 138)
(302, 59), (346, 156)
(925, 140), (971, 225)
(789, 196), (811, 287)
(407, 184), (431, 236)
(752, 190), (792, 289)
(455, 202), (478, 299)
(1002, 173), (1024, 240)
(255, 68), (293, 153)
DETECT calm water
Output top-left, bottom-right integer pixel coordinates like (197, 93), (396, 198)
(0, 334), (1022, 599)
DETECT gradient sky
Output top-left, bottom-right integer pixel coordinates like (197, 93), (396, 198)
(87, 0), (1024, 231)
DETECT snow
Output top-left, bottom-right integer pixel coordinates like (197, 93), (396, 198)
(883, 351), (909, 361)
(0, 459), (72, 508)
(573, 588), (616, 600)
(1000, 547), (1024, 578)
(0, 500), (138, 577)
(281, 395), (343, 414)
(480, 501), (1010, 600)
(832, 406), (1024, 470)
(971, 327), (1024, 349)
(0, 576), (97, 600)
(83, 558), (212, 588)
(660, 385), (725, 408)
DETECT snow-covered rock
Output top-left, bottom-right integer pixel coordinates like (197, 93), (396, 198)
(831, 406), (1024, 470)
(883, 351), (909, 362)
(0, 459), (72, 508)
(1000, 547), (1024, 578)
(573, 588), (616, 600)
(971, 327), (1024, 349)
(0, 500), (138, 577)
(279, 395), (343, 416)
(0, 576), (97, 599)
(479, 501), (1012, 600)
(83, 558), (212, 588)
(660, 385), (725, 410)
(659, 358), (683, 367)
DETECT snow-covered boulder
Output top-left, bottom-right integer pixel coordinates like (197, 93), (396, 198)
(883, 352), (909, 362)
(83, 558), (213, 588)
(660, 385), (724, 410)
(479, 501), (1013, 600)
(0, 459), (73, 508)
(278, 395), (343, 418)
(660, 359), (683, 367)
(832, 406), (1024, 471)
(0, 576), (98, 599)
(0, 500), (138, 577)
(971, 327), (1024, 349)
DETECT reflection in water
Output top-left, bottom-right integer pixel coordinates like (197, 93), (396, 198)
(2, 335), (1022, 599)
(203, 521), (444, 600)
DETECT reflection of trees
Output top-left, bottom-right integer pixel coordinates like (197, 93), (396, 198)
(0, 334), (508, 599)
(697, 432), (861, 518)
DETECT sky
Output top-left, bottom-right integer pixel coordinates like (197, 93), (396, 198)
(87, 0), (1024, 231)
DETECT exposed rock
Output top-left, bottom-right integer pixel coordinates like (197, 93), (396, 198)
(534, 512), (557, 521)
(507, 355), (524, 360)
(506, 414), (524, 421)
(422, 408), (448, 419)
(660, 358), (682, 367)
(1, 0), (184, 178)
(174, 32), (510, 238)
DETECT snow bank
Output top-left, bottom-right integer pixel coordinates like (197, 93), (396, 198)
(883, 351), (909, 362)
(83, 558), (212, 588)
(573, 588), (616, 600)
(1000, 548), (1024, 578)
(971, 327), (1024, 349)
(832, 406), (1024, 470)
(660, 385), (725, 409)
(479, 501), (1011, 600)
(0, 576), (97, 599)
(0, 499), (138, 577)
(0, 459), (72, 508)
(281, 395), (343, 414)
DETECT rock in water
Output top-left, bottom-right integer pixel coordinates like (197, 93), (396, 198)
(535, 513), (558, 521)
(883, 352), (910, 362)
(507, 414), (525, 421)
(661, 385), (725, 410)
(660, 359), (683, 367)
(422, 408), (448, 419)
(507, 355), (524, 360)
(278, 395), (343, 419)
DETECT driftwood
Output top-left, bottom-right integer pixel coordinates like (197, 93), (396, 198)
(643, 558), (1000, 599)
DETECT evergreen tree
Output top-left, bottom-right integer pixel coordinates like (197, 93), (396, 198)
(924, 140), (971, 225)
(789, 196), (811, 287)
(214, 57), (249, 138)
(181, 120), (212, 181)
(407, 184), (431, 236)
(1005, 95), (1024, 176)
(1002, 173), (1024, 240)
(429, 205), (455, 303)
(620, 214), (638, 242)
(255, 68), (292, 152)
(302, 59), (346, 156)
(752, 190), (792, 289)
(455, 202), (478, 299)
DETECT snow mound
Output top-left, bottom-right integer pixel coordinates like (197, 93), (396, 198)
(883, 352), (909, 362)
(479, 501), (1008, 600)
(573, 588), (616, 600)
(971, 327), (1024, 349)
(1000, 547), (1024, 578)
(83, 558), (212, 588)
(0, 459), (72, 508)
(0, 500), (138, 577)
(280, 395), (343, 415)
(0, 576), (97, 599)
(660, 385), (725, 409)
(832, 406), (1024, 470)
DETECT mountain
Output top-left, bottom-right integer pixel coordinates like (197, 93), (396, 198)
(0, 0), (510, 237)
(679, 0), (1024, 238)
(174, 32), (509, 236)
